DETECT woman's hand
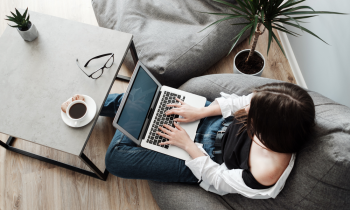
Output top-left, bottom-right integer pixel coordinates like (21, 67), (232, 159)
(166, 98), (203, 123)
(157, 123), (208, 159)
(157, 123), (194, 151)
(72, 94), (85, 102)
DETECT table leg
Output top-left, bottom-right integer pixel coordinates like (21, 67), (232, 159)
(130, 40), (139, 65)
(116, 74), (132, 82)
(116, 40), (139, 82)
(0, 136), (108, 181)
(79, 153), (109, 180)
(0, 137), (9, 148)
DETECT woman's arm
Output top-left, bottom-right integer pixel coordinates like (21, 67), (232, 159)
(165, 98), (222, 123)
(166, 93), (254, 122)
(198, 103), (222, 119)
(156, 124), (276, 198)
(216, 93), (254, 118)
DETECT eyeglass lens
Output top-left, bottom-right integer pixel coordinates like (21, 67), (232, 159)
(105, 56), (114, 68)
(91, 69), (104, 79)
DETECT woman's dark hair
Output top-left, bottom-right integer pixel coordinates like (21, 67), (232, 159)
(235, 82), (315, 153)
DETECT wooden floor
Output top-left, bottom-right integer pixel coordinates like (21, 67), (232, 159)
(0, 1), (295, 210)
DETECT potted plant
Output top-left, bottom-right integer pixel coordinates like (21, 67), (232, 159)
(5, 8), (38, 42)
(202, 0), (345, 76)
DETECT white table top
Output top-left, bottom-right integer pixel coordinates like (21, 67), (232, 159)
(0, 11), (132, 156)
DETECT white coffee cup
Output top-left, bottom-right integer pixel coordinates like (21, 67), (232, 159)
(66, 100), (88, 127)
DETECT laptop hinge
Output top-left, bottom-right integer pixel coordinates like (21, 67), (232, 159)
(141, 90), (162, 140)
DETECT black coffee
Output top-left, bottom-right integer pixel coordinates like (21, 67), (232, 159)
(69, 103), (87, 119)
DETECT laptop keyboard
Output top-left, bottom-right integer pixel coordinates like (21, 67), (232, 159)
(146, 91), (185, 149)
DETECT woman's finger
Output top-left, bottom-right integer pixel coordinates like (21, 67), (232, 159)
(156, 131), (171, 139)
(167, 103), (181, 108)
(175, 97), (186, 104)
(163, 124), (176, 131)
(174, 122), (183, 131)
(158, 126), (172, 135)
(174, 118), (187, 123)
(159, 140), (174, 145)
(165, 109), (180, 116)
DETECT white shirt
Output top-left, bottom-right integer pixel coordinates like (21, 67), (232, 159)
(185, 92), (296, 199)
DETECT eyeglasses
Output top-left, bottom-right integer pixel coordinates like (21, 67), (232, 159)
(76, 53), (114, 79)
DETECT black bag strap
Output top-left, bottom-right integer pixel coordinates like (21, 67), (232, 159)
(213, 118), (233, 164)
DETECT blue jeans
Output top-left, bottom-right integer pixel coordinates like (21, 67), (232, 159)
(101, 93), (225, 183)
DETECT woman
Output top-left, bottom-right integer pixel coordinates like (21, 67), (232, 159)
(101, 82), (315, 199)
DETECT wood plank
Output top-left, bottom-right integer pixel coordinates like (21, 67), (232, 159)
(0, 133), (8, 210)
(5, 149), (24, 210)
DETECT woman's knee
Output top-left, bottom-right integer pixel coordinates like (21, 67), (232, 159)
(105, 146), (130, 177)
(100, 93), (125, 117)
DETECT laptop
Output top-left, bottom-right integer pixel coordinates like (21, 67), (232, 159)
(112, 62), (206, 160)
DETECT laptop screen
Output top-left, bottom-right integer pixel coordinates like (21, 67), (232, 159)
(117, 66), (158, 139)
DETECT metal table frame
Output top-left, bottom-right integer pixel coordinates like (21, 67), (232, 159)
(0, 41), (138, 181)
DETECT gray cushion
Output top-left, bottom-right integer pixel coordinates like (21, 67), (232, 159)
(148, 74), (350, 210)
(91, 0), (248, 87)
(148, 182), (233, 210)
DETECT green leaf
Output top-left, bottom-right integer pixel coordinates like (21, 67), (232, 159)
(231, 22), (250, 26)
(272, 25), (299, 37)
(231, 22), (253, 41)
(271, 31), (286, 57)
(227, 3), (252, 16)
(229, 9), (241, 14)
(26, 14), (30, 21)
(282, 21), (329, 44)
(22, 7), (28, 19)
(278, 0), (305, 12)
(5, 16), (16, 22)
(276, 0), (285, 8)
(261, 10), (265, 23)
(227, 23), (252, 55)
(213, 0), (240, 8)
(8, 24), (20, 28)
(15, 8), (22, 19)
(199, 12), (249, 22)
(6, 14), (15, 19)
(282, 11), (347, 16)
(6, 15), (16, 20)
(280, 6), (315, 14)
(244, 0), (255, 15)
(249, 15), (259, 44)
(273, 23), (301, 35)
(250, 0), (257, 14)
(263, 22), (273, 56)
(199, 16), (241, 32)
(213, 0), (251, 16)
(294, 20), (308, 23)
(237, 0), (250, 9)
(5, 19), (17, 24)
(284, 15), (302, 32)
(274, 15), (318, 22)
(200, 12), (243, 17)
(10, 12), (18, 20)
(235, 0), (252, 15)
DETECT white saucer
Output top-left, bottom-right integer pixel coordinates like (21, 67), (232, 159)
(61, 94), (97, 128)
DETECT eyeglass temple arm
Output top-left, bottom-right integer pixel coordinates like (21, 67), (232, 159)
(84, 53), (113, 67)
(76, 59), (89, 76)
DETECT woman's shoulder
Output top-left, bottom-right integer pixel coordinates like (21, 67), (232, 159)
(250, 147), (292, 187)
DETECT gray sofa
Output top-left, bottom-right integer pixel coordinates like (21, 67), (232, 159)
(92, 0), (248, 87)
(148, 74), (350, 210)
